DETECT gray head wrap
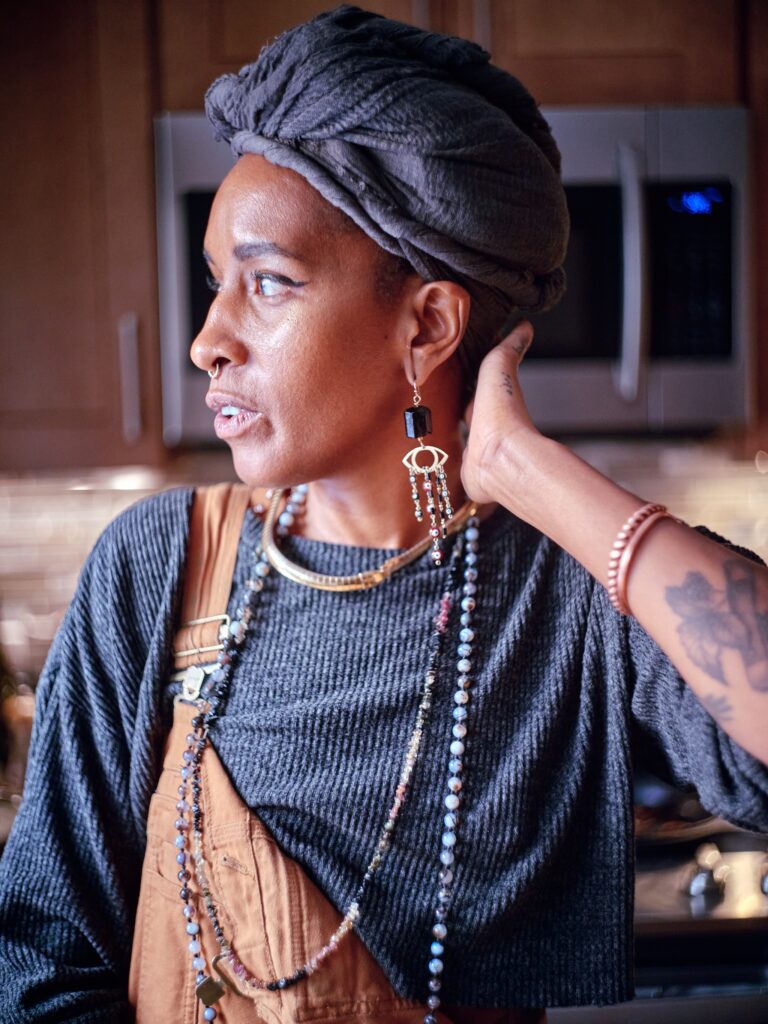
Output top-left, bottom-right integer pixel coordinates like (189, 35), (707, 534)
(205, 4), (568, 377)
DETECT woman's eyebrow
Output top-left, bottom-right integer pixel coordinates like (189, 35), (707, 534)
(202, 241), (304, 266)
(234, 239), (303, 261)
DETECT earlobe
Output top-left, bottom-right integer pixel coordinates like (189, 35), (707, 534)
(407, 280), (471, 384)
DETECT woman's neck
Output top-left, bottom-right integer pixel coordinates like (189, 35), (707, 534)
(298, 453), (467, 551)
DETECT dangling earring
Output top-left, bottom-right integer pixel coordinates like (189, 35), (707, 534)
(402, 379), (454, 567)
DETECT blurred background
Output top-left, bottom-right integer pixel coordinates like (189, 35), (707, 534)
(1, 3), (767, 1020)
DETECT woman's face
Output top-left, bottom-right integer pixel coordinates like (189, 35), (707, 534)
(190, 154), (418, 488)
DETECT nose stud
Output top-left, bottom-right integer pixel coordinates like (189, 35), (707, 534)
(208, 360), (222, 380)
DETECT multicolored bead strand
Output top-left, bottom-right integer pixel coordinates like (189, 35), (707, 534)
(437, 466), (454, 521)
(424, 516), (480, 1023)
(173, 487), (468, 1016)
(423, 474), (445, 566)
(410, 472), (424, 523)
(174, 487), (308, 1009)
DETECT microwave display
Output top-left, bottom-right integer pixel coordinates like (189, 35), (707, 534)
(648, 181), (732, 360)
(529, 181), (733, 363)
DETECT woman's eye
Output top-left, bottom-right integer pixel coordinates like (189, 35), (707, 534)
(253, 273), (292, 298)
(204, 270), (303, 299)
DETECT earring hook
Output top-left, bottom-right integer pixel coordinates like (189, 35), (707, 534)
(408, 349), (421, 406)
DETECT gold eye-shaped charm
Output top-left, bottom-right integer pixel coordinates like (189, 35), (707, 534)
(402, 445), (449, 476)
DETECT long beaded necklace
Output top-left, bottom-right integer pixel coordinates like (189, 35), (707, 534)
(172, 486), (481, 1022)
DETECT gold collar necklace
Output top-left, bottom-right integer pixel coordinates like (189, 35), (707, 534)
(261, 487), (477, 592)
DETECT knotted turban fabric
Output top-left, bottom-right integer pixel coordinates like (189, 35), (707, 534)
(205, 4), (569, 379)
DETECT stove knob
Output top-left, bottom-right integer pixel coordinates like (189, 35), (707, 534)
(761, 858), (768, 896)
(683, 842), (728, 899)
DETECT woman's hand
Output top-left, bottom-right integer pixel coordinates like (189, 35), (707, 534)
(459, 321), (768, 765)
(460, 319), (539, 506)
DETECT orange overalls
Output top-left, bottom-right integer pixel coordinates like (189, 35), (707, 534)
(128, 486), (547, 1024)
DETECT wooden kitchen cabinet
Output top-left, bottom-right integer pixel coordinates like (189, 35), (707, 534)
(747, 0), (768, 441)
(158, 0), (741, 112)
(433, 0), (741, 105)
(2, 0), (765, 472)
(0, 0), (165, 471)
(156, 0), (426, 111)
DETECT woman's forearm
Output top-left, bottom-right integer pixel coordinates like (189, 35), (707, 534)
(488, 431), (768, 766)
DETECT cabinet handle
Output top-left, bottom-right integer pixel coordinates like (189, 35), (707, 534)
(472, 0), (492, 52)
(409, 0), (430, 28)
(615, 143), (649, 403)
(118, 312), (142, 445)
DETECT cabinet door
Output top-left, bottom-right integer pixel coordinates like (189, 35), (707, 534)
(748, 0), (768, 435)
(157, 0), (429, 112)
(0, 0), (164, 470)
(433, 0), (740, 104)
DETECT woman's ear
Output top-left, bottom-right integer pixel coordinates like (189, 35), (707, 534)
(405, 280), (471, 385)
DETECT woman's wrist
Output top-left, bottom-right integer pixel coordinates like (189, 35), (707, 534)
(484, 429), (567, 524)
(486, 430), (644, 584)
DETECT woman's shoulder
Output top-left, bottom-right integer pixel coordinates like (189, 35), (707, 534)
(36, 488), (199, 708)
(95, 485), (195, 559)
(73, 486), (197, 610)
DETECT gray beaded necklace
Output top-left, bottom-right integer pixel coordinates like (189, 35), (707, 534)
(172, 486), (482, 1022)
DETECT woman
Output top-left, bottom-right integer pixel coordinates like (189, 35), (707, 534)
(1, 6), (766, 1023)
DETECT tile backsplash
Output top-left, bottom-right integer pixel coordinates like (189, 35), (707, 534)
(0, 442), (766, 679)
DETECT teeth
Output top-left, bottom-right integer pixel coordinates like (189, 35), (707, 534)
(221, 406), (241, 417)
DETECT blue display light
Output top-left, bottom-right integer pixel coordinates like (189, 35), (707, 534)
(667, 187), (723, 215)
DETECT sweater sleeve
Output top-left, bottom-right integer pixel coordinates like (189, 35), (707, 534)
(625, 527), (768, 833)
(0, 488), (192, 1023)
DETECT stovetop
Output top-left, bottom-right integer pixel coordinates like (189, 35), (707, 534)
(635, 832), (768, 931)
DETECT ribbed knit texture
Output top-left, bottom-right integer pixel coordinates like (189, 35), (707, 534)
(0, 487), (766, 1021)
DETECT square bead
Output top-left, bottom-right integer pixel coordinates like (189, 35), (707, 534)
(403, 405), (432, 439)
(196, 976), (225, 1006)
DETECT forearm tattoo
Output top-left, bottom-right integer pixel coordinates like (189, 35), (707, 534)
(665, 560), (768, 691)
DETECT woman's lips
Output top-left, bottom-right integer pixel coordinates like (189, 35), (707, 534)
(206, 394), (264, 440)
(213, 405), (264, 440)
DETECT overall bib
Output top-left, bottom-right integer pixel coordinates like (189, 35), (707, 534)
(128, 485), (547, 1024)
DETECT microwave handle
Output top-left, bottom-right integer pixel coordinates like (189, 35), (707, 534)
(615, 144), (649, 402)
(118, 311), (143, 445)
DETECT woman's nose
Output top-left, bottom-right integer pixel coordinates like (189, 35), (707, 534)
(189, 297), (248, 376)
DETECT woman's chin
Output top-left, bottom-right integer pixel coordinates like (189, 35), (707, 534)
(229, 448), (312, 493)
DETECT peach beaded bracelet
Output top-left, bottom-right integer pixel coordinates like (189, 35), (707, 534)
(607, 503), (669, 615)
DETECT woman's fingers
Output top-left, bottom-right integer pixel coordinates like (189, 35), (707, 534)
(461, 321), (538, 503)
(499, 319), (534, 364)
(473, 320), (534, 409)
(463, 320), (536, 432)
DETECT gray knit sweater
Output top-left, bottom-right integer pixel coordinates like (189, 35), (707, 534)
(0, 488), (767, 1022)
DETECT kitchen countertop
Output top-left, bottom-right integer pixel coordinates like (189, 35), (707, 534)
(547, 991), (768, 1022)
(0, 439), (765, 678)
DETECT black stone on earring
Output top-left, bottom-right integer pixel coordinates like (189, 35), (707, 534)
(404, 406), (433, 439)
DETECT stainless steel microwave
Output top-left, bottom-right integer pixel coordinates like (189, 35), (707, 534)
(155, 107), (751, 445)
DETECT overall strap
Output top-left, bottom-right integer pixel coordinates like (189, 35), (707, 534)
(173, 483), (253, 672)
